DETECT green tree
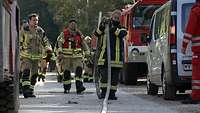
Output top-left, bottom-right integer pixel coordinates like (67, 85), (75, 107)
(19, 0), (59, 43)
(20, 0), (129, 39)
(45, 0), (123, 36)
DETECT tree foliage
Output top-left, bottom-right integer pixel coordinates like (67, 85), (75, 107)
(45, 0), (131, 36)
(19, 0), (133, 42)
(19, 0), (59, 43)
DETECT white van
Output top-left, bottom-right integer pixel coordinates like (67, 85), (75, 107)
(147, 0), (195, 100)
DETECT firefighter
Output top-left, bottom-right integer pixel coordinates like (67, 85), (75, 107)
(55, 17), (90, 94)
(181, 0), (200, 104)
(20, 13), (52, 98)
(94, 10), (127, 100)
(83, 36), (93, 82)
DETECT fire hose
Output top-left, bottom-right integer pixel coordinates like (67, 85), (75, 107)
(100, 22), (111, 113)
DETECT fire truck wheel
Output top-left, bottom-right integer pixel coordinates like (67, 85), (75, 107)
(162, 68), (176, 100)
(0, 81), (18, 113)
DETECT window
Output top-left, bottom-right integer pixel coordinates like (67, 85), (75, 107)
(182, 3), (194, 32)
(154, 10), (162, 40)
(153, 5), (170, 40)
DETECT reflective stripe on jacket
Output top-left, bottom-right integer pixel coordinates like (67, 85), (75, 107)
(95, 24), (127, 68)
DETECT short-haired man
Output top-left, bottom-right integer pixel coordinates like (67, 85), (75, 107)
(20, 13), (52, 98)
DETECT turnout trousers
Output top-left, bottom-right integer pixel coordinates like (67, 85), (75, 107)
(191, 53), (200, 101)
(99, 66), (121, 97)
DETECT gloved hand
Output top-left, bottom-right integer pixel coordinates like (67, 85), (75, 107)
(86, 59), (93, 68)
(99, 22), (105, 31)
(45, 49), (52, 62)
(46, 49), (52, 54)
(57, 52), (64, 63)
(99, 18), (110, 31)
(46, 53), (52, 62)
(110, 26), (117, 34)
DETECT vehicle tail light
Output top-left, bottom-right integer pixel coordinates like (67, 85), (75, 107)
(169, 26), (176, 45)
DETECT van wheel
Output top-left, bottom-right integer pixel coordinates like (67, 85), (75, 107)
(0, 81), (17, 113)
(162, 71), (176, 100)
(147, 76), (158, 95)
(123, 63), (137, 85)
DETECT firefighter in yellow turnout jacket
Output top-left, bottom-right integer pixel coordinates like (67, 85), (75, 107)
(94, 10), (127, 100)
(83, 36), (93, 82)
(55, 18), (90, 94)
(20, 13), (52, 98)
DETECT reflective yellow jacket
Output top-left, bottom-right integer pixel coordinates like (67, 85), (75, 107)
(20, 26), (52, 60)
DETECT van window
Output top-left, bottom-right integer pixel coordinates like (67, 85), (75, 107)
(154, 5), (170, 40)
(154, 10), (162, 40)
(182, 3), (194, 32)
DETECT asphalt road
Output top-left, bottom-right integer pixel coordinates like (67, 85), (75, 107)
(19, 73), (200, 113)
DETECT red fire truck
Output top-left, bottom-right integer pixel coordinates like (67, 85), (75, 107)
(0, 0), (20, 113)
(120, 0), (168, 84)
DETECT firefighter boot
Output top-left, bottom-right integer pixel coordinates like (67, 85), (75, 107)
(76, 84), (86, 94)
(75, 66), (86, 94)
(64, 90), (70, 94)
(29, 73), (37, 98)
(41, 75), (45, 82)
(99, 88), (106, 99)
(27, 88), (36, 98)
(57, 74), (63, 83)
(63, 70), (71, 94)
(38, 74), (45, 82)
(37, 74), (42, 82)
(31, 73), (38, 86)
(22, 69), (30, 98)
(76, 79), (86, 94)
(22, 69), (36, 98)
(108, 90), (117, 100)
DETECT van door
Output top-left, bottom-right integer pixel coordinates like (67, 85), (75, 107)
(176, 0), (195, 77)
(148, 11), (163, 84)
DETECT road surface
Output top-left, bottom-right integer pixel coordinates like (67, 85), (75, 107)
(19, 72), (200, 113)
